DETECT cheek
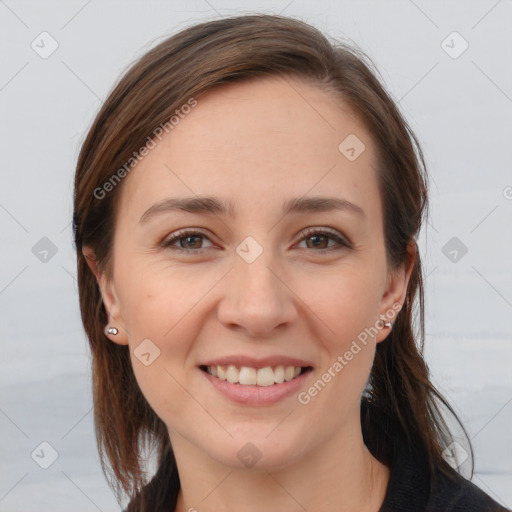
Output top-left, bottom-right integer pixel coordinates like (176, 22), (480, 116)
(116, 256), (222, 338)
(301, 264), (385, 342)
(297, 277), (380, 429)
(112, 261), (198, 407)
(298, 265), (383, 398)
(122, 298), (199, 429)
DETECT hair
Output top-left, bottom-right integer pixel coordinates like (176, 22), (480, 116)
(73, 13), (473, 511)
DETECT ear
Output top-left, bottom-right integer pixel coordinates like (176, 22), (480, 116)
(82, 246), (129, 346)
(375, 240), (416, 343)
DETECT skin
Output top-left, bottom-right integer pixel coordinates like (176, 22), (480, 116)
(85, 75), (415, 512)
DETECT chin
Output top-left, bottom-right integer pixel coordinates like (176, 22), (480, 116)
(200, 429), (308, 472)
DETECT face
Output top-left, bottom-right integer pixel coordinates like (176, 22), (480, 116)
(87, 76), (411, 471)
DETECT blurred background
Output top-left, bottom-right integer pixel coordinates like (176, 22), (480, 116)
(1, 1), (511, 510)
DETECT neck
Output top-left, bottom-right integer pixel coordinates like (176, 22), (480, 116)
(171, 414), (390, 512)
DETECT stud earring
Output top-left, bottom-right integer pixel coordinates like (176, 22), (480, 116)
(105, 326), (118, 335)
(384, 321), (392, 328)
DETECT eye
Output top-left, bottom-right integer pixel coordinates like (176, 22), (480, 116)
(296, 227), (351, 251)
(160, 227), (351, 254)
(161, 229), (214, 252)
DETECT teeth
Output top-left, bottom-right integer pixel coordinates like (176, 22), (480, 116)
(274, 365), (285, 383)
(205, 364), (305, 386)
(239, 366), (257, 385)
(256, 367), (275, 386)
(284, 366), (295, 381)
(226, 365), (239, 383)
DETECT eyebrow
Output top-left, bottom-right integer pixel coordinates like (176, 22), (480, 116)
(139, 195), (365, 223)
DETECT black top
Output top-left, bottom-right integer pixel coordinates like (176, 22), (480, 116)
(378, 444), (508, 512)
(360, 400), (510, 512)
(124, 400), (510, 511)
(379, 438), (507, 512)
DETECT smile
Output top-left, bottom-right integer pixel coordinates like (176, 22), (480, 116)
(200, 364), (312, 386)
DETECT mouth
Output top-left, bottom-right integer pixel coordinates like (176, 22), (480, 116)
(199, 364), (313, 386)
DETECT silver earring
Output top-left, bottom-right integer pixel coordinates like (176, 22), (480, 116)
(105, 326), (118, 335)
(384, 321), (392, 328)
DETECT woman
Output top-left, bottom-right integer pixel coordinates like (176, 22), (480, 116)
(73, 14), (509, 512)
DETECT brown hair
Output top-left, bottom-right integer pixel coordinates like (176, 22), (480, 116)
(73, 13), (472, 510)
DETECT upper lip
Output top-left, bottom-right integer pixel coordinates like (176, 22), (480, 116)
(199, 355), (314, 369)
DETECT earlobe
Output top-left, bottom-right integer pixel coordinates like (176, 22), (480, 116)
(376, 241), (417, 343)
(103, 321), (129, 346)
(82, 246), (129, 346)
(103, 323), (129, 346)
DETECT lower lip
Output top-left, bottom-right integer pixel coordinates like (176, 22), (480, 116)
(200, 368), (312, 406)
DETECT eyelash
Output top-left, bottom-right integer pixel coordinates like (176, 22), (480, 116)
(160, 227), (352, 254)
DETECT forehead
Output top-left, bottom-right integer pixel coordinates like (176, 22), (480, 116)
(116, 75), (381, 223)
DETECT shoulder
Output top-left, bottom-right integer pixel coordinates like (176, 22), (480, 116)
(360, 400), (509, 512)
(378, 446), (509, 512)
(427, 471), (510, 512)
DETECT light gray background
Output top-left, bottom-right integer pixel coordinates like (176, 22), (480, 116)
(1, 1), (511, 510)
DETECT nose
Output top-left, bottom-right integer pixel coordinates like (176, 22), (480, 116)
(217, 248), (298, 338)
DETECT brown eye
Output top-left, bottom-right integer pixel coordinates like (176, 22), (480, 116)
(161, 230), (214, 252)
(178, 235), (203, 249)
(305, 234), (330, 249)
(297, 228), (351, 251)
